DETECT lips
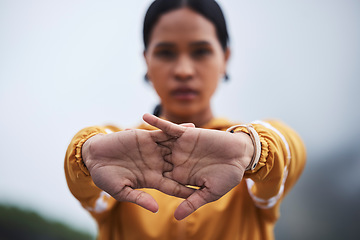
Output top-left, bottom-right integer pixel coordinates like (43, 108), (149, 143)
(171, 87), (199, 101)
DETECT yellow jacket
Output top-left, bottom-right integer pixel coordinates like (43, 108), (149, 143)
(64, 118), (306, 240)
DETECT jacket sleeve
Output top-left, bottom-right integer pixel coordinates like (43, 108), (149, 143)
(64, 126), (121, 221)
(234, 120), (306, 217)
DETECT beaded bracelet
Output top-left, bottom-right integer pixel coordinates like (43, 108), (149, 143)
(226, 124), (261, 171)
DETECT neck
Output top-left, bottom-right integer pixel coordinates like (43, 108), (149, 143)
(161, 108), (214, 128)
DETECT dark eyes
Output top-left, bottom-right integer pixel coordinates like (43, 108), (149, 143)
(154, 48), (212, 60)
(155, 49), (176, 59)
(191, 48), (211, 58)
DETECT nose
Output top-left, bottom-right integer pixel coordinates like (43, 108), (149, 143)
(174, 55), (194, 81)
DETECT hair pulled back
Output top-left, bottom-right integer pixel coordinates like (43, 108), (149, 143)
(143, 0), (229, 51)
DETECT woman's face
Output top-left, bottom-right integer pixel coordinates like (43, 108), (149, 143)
(144, 8), (230, 118)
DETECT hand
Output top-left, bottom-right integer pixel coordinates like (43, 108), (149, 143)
(143, 113), (253, 220)
(82, 128), (194, 213)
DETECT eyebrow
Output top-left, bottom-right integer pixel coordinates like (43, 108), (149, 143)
(154, 42), (176, 48)
(154, 41), (212, 48)
(189, 41), (212, 47)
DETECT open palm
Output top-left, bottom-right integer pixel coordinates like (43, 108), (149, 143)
(82, 128), (194, 213)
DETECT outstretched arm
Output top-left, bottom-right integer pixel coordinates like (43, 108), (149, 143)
(64, 126), (115, 217)
(240, 120), (306, 214)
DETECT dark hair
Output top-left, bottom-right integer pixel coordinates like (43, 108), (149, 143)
(144, 0), (230, 117)
(143, 0), (230, 51)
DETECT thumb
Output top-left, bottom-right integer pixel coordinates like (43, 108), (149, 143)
(174, 188), (213, 220)
(113, 186), (159, 213)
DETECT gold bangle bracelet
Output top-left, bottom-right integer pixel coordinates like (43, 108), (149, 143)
(226, 124), (261, 171)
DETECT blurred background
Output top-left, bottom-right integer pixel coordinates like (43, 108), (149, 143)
(0, 0), (359, 239)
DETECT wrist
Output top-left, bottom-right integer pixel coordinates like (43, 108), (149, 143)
(81, 134), (102, 170)
(227, 124), (261, 171)
(230, 131), (253, 170)
(81, 139), (91, 168)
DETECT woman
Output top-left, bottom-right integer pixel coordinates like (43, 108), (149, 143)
(64, 0), (306, 239)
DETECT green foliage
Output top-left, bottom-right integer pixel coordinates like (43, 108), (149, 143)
(0, 204), (95, 240)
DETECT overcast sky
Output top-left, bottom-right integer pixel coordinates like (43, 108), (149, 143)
(0, 0), (359, 235)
